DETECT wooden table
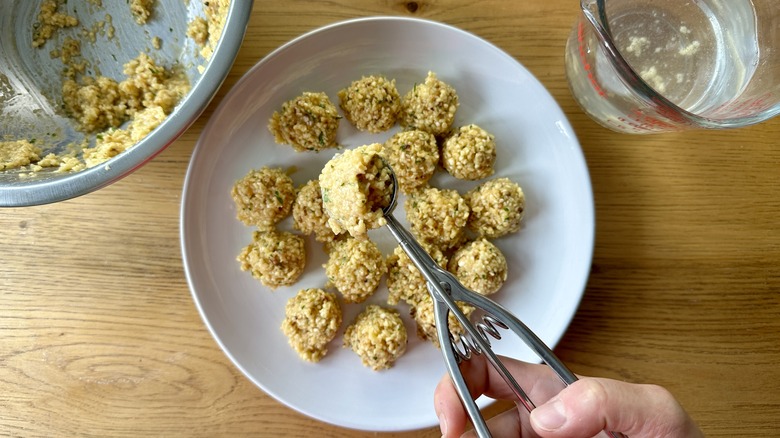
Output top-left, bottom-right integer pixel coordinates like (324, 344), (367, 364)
(2, 1), (779, 436)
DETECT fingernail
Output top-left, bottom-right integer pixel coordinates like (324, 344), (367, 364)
(531, 398), (567, 431)
(437, 410), (448, 436)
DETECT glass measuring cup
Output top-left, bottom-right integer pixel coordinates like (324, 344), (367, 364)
(564, 0), (780, 134)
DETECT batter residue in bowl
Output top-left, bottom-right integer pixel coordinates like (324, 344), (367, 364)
(3, 0), (230, 175)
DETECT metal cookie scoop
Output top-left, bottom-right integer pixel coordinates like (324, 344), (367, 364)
(379, 164), (625, 438)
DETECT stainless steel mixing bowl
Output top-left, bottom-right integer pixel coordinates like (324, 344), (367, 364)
(0, 0), (253, 206)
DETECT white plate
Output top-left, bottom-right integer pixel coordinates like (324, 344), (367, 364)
(180, 17), (593, 432)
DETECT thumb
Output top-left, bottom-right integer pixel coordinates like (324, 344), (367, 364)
(529, 378), (703, 438)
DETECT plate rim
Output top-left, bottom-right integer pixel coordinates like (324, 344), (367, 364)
(180, 15), (594, 432)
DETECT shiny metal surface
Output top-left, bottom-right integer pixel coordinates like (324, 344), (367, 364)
(381, 166), (624, 438)
(0, 0), (253, 206)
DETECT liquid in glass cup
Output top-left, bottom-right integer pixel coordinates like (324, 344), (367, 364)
(565, 0), (780, 134)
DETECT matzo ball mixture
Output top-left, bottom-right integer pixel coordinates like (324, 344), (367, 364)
(231, 70), (530, 370)
(381, 129), (438, 194)
(231, 167), (296, 229)
(292, 179), (336, 243)
(400, 71), (459, 136)
(281, 288), (342, 362)
(441, 124), (497, 180)
(411, 295), (475, 348)
(386, 244), (447, 307)
(405, 186), (470, 250)
(5, 0), (228, 175)
(338, 75), (401, 133)
(319, 143), (393, 239)
(0, 141), (42, 171)
(447, 238), (508, 296)
(268, 92), (341, 152)
(325, 237), (386, 304)
(465, 177), (526, 238)
(237, 230), (306, 290)
(343, 305), (407, 371)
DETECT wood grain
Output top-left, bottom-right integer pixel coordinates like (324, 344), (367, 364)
(2, 1), (780, 436)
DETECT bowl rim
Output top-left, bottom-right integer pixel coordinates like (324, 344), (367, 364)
(0, 0), (254, 207)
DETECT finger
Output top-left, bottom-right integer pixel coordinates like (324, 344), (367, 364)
(435, 355), (567, 437)
(435, 364), (474, 438)
(438, 355), (566, 402)
(530, 378), (704, 438)
(433, 356), (512, 437)
(459, 408), (526, 438)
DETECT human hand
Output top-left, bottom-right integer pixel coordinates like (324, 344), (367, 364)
(434, 355), (704, 438)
